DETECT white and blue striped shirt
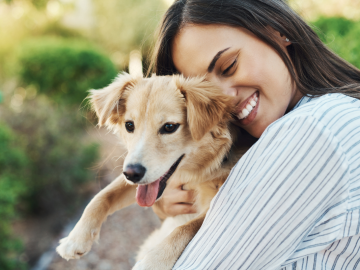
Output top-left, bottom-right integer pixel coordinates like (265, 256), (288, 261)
(174, 93), (360, 270)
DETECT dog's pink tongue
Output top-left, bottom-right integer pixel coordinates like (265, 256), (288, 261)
(136, 179), (160, 207)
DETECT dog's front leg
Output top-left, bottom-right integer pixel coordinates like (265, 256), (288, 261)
(56, 174), (136, 260)
(133, 210), (207, 270)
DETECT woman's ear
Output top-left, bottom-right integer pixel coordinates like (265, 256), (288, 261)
(175, 75), (233, 141)
(88, 72), (138, 127)
(266, 26), (292, 47)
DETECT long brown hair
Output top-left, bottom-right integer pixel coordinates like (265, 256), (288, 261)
(149, 0), (360, 99)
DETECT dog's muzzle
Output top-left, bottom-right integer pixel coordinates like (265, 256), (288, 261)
(135, 154), (185, 207)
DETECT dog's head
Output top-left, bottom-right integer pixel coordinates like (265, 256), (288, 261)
(89, 73), (233, 207)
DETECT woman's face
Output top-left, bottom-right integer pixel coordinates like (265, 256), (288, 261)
(172, 24), (302, 138)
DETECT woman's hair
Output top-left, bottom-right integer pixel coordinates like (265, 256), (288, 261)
(149, 0), (360, 99)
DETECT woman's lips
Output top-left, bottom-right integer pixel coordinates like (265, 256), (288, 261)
(234, 91), (259, 126)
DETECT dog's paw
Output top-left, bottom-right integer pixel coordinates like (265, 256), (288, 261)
(56, 229), (99, 260)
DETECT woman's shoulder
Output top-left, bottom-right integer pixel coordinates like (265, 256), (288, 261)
(296, 93), (359, 114)
(265, 93), (360, 140)
(295, 93), (359, 126)
(284, 93), (359, 124)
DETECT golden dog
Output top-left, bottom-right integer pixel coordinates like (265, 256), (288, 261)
(56, 73), (247, 269)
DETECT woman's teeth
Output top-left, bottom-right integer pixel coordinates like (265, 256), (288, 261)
(237, 94), (259, 120)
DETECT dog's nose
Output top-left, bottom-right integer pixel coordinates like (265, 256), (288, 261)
(123, 164), (146, 183)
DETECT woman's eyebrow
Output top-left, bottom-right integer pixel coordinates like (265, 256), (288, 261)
(207, 47), (231, 72)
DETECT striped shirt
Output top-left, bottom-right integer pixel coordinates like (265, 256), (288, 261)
(173, 93), (360, 270)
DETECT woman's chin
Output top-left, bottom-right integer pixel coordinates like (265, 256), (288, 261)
(247, 128), (263, 139)
(233, 120), (264, 139)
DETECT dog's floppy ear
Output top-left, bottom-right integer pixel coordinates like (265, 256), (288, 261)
(88, 73), (137, 127)
(175, 75), (233, 141)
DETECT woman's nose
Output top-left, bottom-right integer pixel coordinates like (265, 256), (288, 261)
(207, 74), (238, 97)
(216, 81), (238, 97)
(222, 86), (238, 97)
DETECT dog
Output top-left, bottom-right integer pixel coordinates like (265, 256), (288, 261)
(56, 73), (248, 270)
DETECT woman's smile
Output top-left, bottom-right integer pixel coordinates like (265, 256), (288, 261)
(233, 91), (259, 125)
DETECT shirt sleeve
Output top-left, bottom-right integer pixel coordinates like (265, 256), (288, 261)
(173, 115), (350, 270)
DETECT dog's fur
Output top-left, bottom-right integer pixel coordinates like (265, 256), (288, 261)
(56, 73), (247, 270)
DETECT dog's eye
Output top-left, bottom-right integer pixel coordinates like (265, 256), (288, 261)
(125, 121), (135, 133)
(160, 123), (180, 134)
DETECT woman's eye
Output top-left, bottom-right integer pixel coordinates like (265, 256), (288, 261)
(160, 123), (180, 134)
(222, 58), (237, 76)
(125, 121), (135, 133)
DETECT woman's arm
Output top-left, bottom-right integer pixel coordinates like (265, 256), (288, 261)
(174, 115), (349, 270)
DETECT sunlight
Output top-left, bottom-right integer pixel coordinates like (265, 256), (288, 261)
(129, 50), (143, 77)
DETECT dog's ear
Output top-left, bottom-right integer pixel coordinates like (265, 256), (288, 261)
(175, 75), (233, 141)
(88, 73), (138, 127)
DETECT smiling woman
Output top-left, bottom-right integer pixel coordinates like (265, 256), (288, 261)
(148, 0), (360, 269)
(172, 25), (301, 138)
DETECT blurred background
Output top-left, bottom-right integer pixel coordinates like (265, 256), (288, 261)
(0, 0), (359, 269)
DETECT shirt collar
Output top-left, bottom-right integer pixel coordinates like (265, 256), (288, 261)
(291, 95), (312, 111)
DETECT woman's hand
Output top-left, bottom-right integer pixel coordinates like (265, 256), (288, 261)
(152, 179), (197, 220)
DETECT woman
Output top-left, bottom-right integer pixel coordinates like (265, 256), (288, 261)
(150, 0), (360, 269)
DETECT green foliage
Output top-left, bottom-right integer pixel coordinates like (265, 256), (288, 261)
(16, 38), (117, 105)
(312, 17), (354, 37)
(31, 0), (50, 9)
(1, 96), (100, 215)
(5, 0), (49, 9)
(312, 17), (360, 68)
(41, 22), (84, 39)
(0, 124), (28, 270)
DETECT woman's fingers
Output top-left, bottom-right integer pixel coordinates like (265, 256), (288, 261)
(161, 190), (196, 216)
(151, 180), (197, 218)
(175, 189), (196, 204)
